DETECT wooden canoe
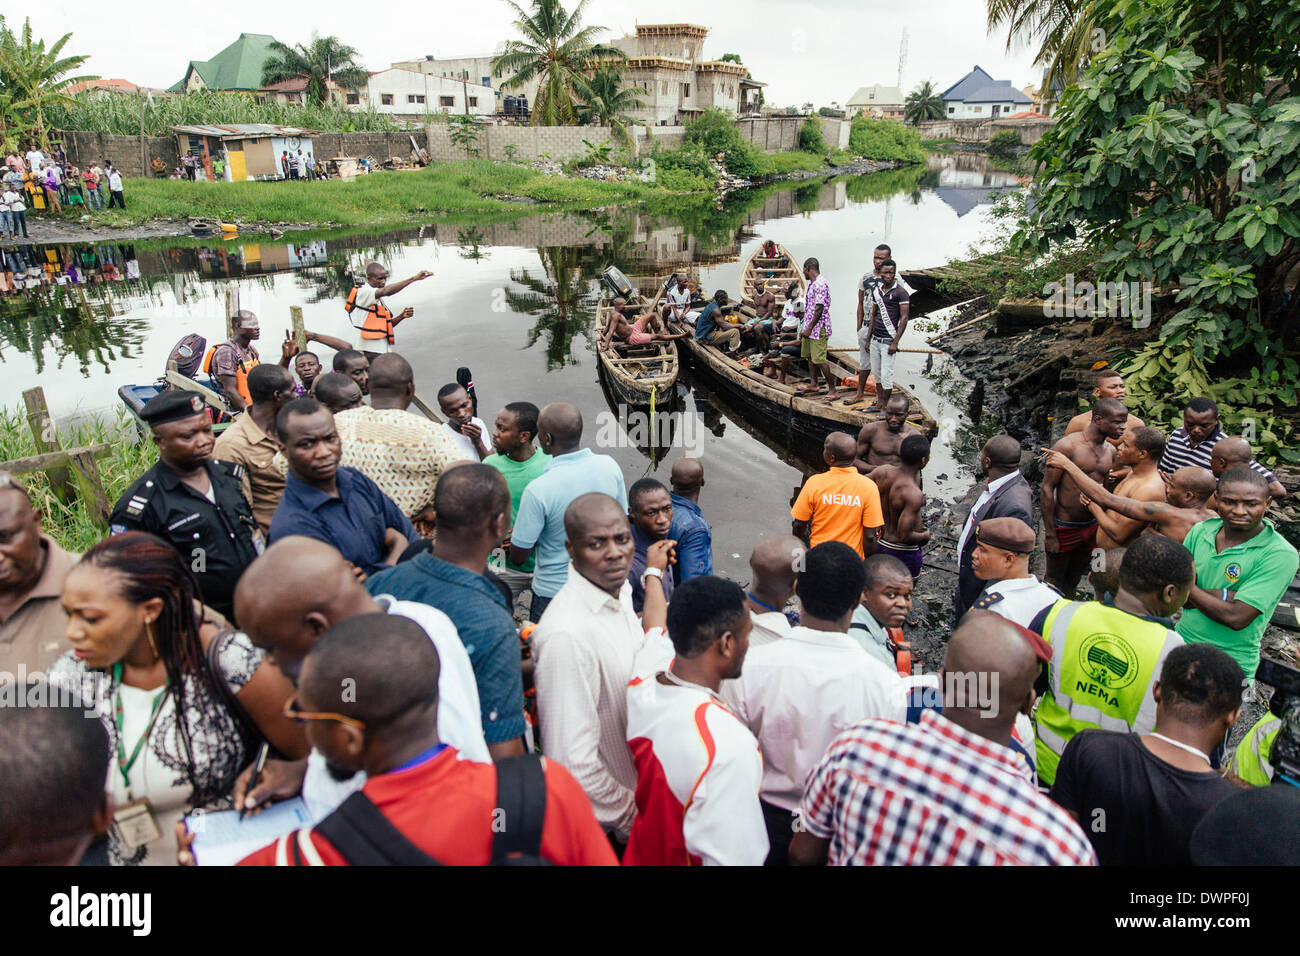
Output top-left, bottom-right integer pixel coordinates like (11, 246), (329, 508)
(740, 242), (805, 309)
(669, 244), (937, 449)
(595, 276), (679, 407)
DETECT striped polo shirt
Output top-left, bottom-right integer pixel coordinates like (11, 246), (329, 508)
(1158, 426), (1278, 482)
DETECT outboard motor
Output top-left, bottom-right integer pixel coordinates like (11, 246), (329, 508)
(601, 265), (635, 300)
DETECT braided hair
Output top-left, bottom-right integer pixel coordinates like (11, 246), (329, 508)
(78, 532), (227, 806)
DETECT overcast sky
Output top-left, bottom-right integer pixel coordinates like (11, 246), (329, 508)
(26, 0), (1044, 104)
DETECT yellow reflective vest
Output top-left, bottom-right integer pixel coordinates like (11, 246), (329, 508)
(1035, 600), (1184, 786)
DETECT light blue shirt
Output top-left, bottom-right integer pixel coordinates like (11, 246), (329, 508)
(511, 448), (628, 598)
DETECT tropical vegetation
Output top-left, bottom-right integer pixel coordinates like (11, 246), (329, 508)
(575, 65), (645, 147)
(260, 33), (370, 106)
(0, 16), (94, 151)
(904, 80), (945, 124)
(46, 89), (403, 136)
(1015, 0), (1300, 455)
(848, 116), (927, 163)
(987, 0), (1097, 97)
(492, 0), (623, 126)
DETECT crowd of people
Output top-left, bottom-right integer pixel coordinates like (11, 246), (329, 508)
(1, 253), (1299, 868)
(2, 143), (126, 241)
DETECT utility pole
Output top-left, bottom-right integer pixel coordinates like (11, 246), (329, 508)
(462, 70), (470, 116)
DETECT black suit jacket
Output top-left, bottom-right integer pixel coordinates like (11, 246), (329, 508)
(955, 472), (1035, 616)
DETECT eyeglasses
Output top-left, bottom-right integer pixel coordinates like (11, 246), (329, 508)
(283, 696), (365, 729)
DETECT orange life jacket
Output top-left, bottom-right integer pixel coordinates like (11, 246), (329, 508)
(202, 343), (259, 406)
(345, 286), (394, 344)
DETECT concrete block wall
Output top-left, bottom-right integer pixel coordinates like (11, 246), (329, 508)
(55, 130), (179, 178)
(423, 124), (643, 162)
(817, 117), (852, 151)
(735, 115), (804, 153)
(914, 117), (1056, 145)
(315, 132), (422, 162)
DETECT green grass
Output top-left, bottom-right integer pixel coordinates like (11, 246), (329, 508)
(751, 151), (829, 176)
(0, 408), (157, 554)
(76, 160), (681, 229)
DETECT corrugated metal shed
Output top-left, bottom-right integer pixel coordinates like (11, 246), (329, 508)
(171, 123), (319, 137)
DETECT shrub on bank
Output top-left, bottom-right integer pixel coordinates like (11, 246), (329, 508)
(988, 129), (1022, 155)
(849, 116), (926, 163)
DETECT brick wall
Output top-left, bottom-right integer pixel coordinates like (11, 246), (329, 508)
(915, 117), (1056, 145)
(422, 123), (657, 162)
(735, 116), (804, 153)
(55, 130), (179, 178)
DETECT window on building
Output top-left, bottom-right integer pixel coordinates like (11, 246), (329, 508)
(440, 95), (455, 107)
(468, 97), (478, 107)
(973, 105), (983, 113)
(947, 106), (955, 114)
(381, 93), (394, 105)
(482, 76), (490, 87)
(683, 83), (690, 97)
(407, 94), (425, 104)
(346, 92), (360, 105)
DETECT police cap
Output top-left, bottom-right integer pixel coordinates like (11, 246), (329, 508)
(975, 517), (1035, 554)
(140, 390), (208, 428)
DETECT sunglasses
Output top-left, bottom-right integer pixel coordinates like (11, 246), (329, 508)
(283, 696), (365, 729)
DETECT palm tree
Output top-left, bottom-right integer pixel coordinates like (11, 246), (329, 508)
(261, 33), (368, 106)
(904, 80), (945, 124)
(492, 0), (624, 126)
(576, 66), (645, 146)
(986, 0), (1096, 96)
(0, 17), (94, 150)
(506, 246), (597, 370)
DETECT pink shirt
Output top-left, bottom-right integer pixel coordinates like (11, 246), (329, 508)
(803, 274), (831, 339)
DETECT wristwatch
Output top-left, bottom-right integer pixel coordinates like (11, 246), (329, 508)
(641, 566), (664, 589)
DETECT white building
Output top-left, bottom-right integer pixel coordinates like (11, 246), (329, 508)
(939, 65), (1034, 119)
(390, 52), (539, 114)
(845, 85), (905, 121)
(351, 68), (494, 118)
(608, 24), (755, 126)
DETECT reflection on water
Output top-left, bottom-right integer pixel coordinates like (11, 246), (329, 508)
(0, 167), (1020, 580)
(506, 246), (598, 371)
(924, 151), (1026, 218)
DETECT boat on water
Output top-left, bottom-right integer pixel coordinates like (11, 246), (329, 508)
(595, 266), (679, 408)
(668, 244), (938, 449)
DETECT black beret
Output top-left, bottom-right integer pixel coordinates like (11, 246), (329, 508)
(975, 517), (1036, 554)
(141, 390), (207, 427)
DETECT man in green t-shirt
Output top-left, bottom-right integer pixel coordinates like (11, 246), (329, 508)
(1177, 465), (1299, 676)
(483, 401), (551, 598)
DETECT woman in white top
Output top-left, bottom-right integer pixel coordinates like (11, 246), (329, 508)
(2, 185), (26, 239)
(53, 532), (305, 865)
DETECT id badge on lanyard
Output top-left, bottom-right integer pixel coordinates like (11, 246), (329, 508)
(111, 664), (168, 850)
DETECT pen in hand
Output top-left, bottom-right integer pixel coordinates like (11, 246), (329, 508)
(240, 741), (270, 820)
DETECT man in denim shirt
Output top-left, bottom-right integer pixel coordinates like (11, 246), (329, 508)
(668, 458), (713, 584)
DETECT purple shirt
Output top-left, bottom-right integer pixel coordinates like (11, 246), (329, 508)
(804, 275), (831, 340)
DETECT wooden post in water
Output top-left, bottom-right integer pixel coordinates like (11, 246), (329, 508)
(21, 387), (74, 504)
(290, 305), (306, 352)
(69, 448), (111, 525)
(225, 288), (236, 339)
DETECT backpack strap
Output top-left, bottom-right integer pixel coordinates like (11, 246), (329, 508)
(491, 753), (548, 865)
(316, 791), (444, 866)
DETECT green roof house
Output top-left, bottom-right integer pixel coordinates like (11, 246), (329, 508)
(170, 33), (282, 93)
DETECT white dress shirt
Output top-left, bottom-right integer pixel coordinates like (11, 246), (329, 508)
(973, 575), (1063, 630)
(956, 471), (1021, 559)
(747, 608), (793, 647)
(532, 563), (646, 837)
(301, 596), (490, 821)
(721, 625), (906, 811)
(441, 417), (490, 461)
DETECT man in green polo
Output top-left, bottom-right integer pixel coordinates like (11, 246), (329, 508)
(1177, 465), (1298, 676)
(1030, 533), (1191, 786)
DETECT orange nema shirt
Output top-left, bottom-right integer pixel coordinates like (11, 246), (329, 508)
(790, 466), (884, 558)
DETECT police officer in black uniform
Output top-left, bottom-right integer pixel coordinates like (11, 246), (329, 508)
(109, 391), (264, 622)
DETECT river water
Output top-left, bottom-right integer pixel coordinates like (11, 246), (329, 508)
(0, 153), (1020, 583)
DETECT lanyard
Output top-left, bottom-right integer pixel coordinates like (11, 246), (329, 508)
(1149, 732), (1211, 767)
(112, 663), (169, 794)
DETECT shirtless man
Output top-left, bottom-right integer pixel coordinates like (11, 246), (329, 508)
(867, 433), (931, 581)
(1079, 426), (1167, 547)
(1041, 396), (1129, 597)
(599, 297), (685, 350)
(1042, 447), (1216, 544)
(745, 279), (778, 351)
(1209, 435), (1287, 501)
(854, 392), (922, 472)
(1064, 368), (1144, 440)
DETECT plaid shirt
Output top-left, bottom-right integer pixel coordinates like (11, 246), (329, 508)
(800, 710), (1096, 865)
